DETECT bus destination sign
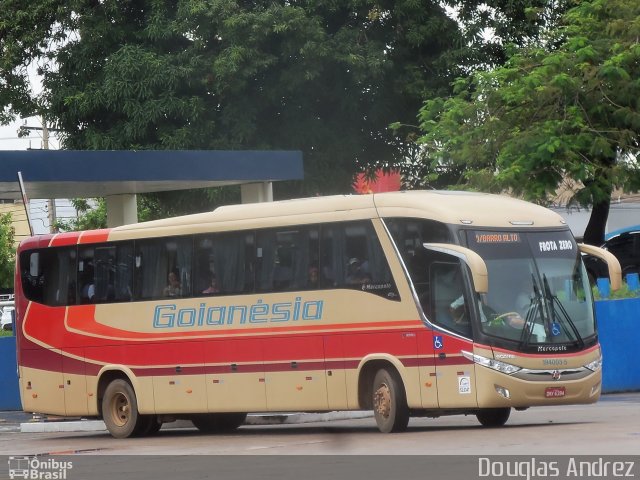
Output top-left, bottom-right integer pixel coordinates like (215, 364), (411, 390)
(474, 232), (521, 244)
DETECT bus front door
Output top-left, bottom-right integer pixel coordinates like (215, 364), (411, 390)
(430, 261), (478, 409)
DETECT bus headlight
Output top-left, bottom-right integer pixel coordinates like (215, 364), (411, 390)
(585, 356), (603, 372)
(461, 350), (522, 375)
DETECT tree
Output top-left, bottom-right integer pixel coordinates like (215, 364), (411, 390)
(417, 0), (640, 245)
(54, 187), (241, 232)
(0, 213), (16, 289)
(2, 0), (564, 209)
(54, 199), (106, 232)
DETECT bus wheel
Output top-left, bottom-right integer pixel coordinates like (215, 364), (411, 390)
(217, 413), (247, 431)
(372, 368), (409, 433)
(134, 415), (162, 437)
(192, 414), (218, 433)
(102, 379), (140, 438)
(192, 413), (246, 433)
(476, 408), (511, 427)
(146, 417), (162, 436)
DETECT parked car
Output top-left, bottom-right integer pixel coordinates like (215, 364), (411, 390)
(0, 304), (15, 331)
(583, 225), (640, 283)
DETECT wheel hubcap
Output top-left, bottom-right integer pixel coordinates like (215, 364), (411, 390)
(111, 392), (130, 427)
(374, 383), (391, 418)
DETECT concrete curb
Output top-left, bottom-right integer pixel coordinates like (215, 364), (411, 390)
(20, 411), (373, 433)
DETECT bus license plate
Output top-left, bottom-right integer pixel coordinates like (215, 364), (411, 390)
(545, 387), (566, 398)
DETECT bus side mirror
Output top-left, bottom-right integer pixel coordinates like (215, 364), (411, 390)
(578, 244), (622, 291)
(423, 243), (488, 294)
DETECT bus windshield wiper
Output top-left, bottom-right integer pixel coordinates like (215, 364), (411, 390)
(519, 274), (544, 350)
(542, 274), (584, 348)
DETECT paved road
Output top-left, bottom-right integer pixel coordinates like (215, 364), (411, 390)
(0, 393), (638, 456)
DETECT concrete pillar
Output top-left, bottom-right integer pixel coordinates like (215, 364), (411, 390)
(106, 194), (138, 227)
(240, 182), (273, 204)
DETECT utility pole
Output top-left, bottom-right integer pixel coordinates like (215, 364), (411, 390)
(42, 121), (57, 232)
(19, 118), (59, 233)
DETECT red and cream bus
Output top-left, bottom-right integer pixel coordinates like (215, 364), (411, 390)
(14, 191), (621, 437)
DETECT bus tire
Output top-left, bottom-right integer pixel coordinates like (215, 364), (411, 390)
(192, 413), (246, 433)
(216, 413), (247, 431)
(476, 407), (511, 427)
(372, 368), (409, 433)
(102, 379), (140, 438)
(134, 415), (161, 437)
(191, 414), (216, 433)
(146, 417), (162, 436)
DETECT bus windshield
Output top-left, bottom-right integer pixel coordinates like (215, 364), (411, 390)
(466, 230), (595, 350)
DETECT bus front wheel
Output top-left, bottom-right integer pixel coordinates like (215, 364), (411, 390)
(476, 407), (511, 427)
(102, 379), (140, 438)
(134, 415), (162, 437)
(372, 368), (409, 433)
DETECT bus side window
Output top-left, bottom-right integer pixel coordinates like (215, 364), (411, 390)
(77, 248), (96, 304)
(321, 221), (398, 299)
(134, 237), (193, 300)
(189, 231), (256, 297)
(20, 251), (44, 304)
(255, 226), (319, 293)
(431, 261), (472, 338)
(50, 248), (76, 306)
(86, 243), (134, 303)
(194, 236), (218, 295)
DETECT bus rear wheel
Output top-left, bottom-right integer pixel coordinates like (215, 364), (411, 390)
(372, 368), (409, 433)
(476, 407), (511, 427)
(192, 413), (247, 433)
(102, 379), (140, 438)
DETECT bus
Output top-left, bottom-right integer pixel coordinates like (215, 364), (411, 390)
(14, 191), (621, 437)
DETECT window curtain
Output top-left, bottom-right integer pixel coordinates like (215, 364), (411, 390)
(257, 231), (277, 291)
(137, 243), (165, 299)
(292, 228), (311, 290)
(214, 234), (246, 294)
(175, 239), (193, 296)
(364, 224), (392, 283)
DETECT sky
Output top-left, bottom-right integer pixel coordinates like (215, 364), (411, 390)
(0, 117), (55, 150)
(1, 117), (74, 235)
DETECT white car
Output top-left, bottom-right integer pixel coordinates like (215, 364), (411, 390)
(0, 303), (15, 331)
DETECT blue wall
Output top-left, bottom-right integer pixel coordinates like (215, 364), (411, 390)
(0, 336), (21, 410)
(595, 297), (640, 393)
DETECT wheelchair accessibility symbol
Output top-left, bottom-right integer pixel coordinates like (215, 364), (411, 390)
(433, 335), (444, 350)
(551, 323), (561, 336)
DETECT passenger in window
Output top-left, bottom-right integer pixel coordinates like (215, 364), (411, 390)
(448, 295), (470, 326)
(81, 264), (96, 303)
(82, 283), (95, 303)
(307, 263), (320, 289)
(163, 268), (182, 297)
(346, 258), (370, 285)
(202, 274), (220, 294)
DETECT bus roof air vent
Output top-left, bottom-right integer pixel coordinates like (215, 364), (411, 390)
(509, 220), (534, 226)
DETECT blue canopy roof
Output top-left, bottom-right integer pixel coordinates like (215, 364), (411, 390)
(0, 150), (303, 199)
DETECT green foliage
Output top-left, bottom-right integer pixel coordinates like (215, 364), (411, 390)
(54, 186), (242, 232)
(2, 0), (566, 205)
(138, 186), (241, 221)
(592, 283), (640, 301)
(0, 213), (16, 289)
(417, 0), (640, 244)
(55, 199), (107, 232)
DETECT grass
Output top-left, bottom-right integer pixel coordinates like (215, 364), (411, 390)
(0, 329), (14, 337)
(592, 283), (640, 300)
